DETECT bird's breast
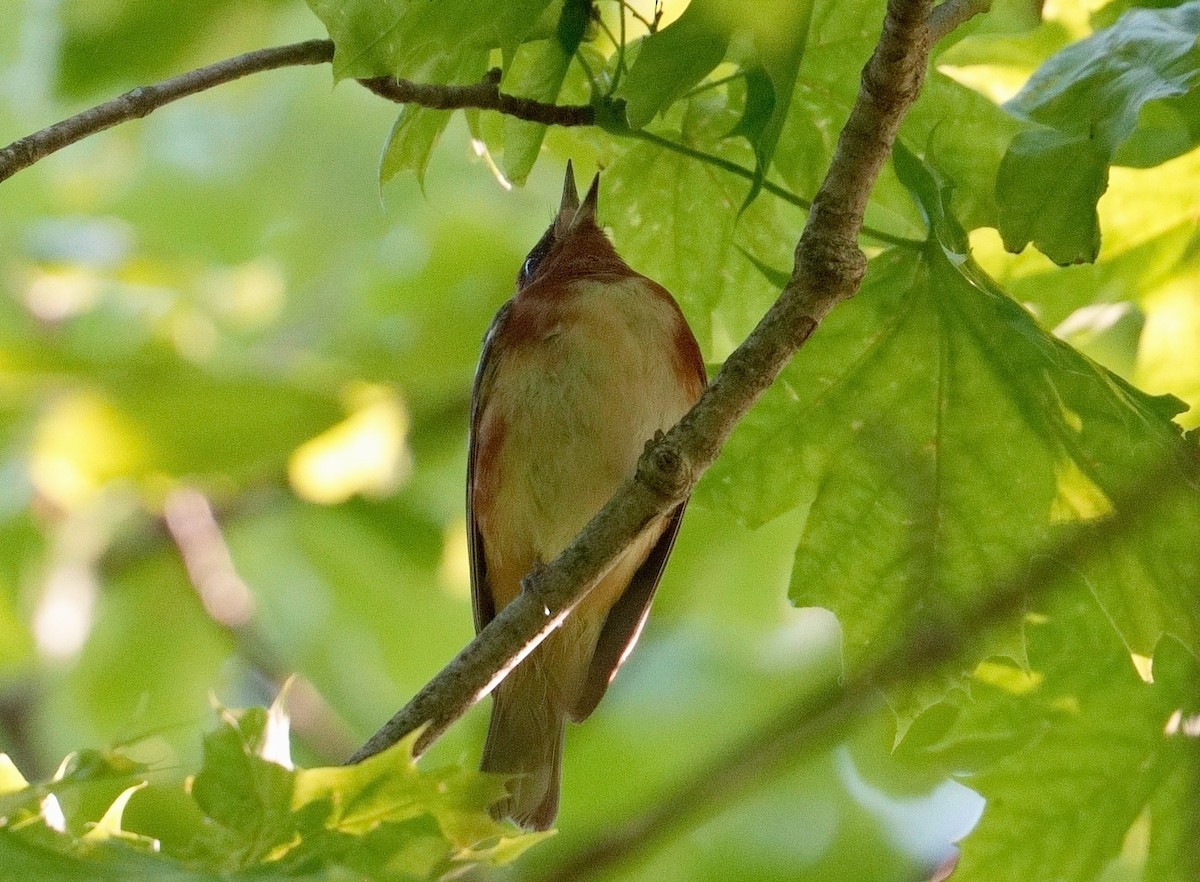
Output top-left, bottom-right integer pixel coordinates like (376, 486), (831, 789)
(473, 275), (702, 601)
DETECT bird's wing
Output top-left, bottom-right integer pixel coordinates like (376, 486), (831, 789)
(571, 295), (706, 722)
(569, 502), (688, 722)
(468, 300), (512, 634)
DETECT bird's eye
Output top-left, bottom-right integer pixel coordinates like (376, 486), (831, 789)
(518, 227), (556, 288)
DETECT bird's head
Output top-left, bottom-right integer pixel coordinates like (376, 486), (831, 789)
(516, 162), (629, 292)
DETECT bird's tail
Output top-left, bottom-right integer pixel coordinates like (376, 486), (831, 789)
(480, 673), (564, 831)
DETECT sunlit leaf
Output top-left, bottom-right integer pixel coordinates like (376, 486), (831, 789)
(618, 0), (814, 198)
(702, 149), (1194, 676)
(996, 2), (1200, 264)
(952, 618), (1200, 882)
(305, 0), (554, 81)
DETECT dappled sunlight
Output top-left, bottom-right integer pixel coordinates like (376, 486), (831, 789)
(438, 517), (471, 600)
(1049, 458), (1113, 523)
(835, 746), (984, 870)
(29, 390), (149, 510)
(167, 308), (219, 362)
(937, 64), (1028, 105)
(1130, 653), (1153, 684)
(1163, 710), (1200, 737)
(1102, 149), (1200, 254)
(33, 560), (96, 660)
(199, 258), (286, 331)
(23, 265), (102, 321)
(288, 384), (411, 505)
(1136, 276), (1200, 429)
(972, 660), (1043, 695)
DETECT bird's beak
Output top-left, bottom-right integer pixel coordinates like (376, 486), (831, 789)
(571, 174), (600, 230)
(555, 161), (581, 236)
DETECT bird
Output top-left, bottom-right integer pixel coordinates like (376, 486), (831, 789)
(467, 163), (706, 830)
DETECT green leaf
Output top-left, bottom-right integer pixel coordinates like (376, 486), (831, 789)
(618, 0), (731, 128)
(618, 0), (813, 196)
(380, 53), (489, 186)
(603, 128), (805, 358)
(701, 155), (1193, 673)
(500, 0), (590, 184)
(779, 5), (1020, 237)
(890, 141), (969, 254)
(305, 0), (554, 81)
(1146, 750), (1200, 882)
(188, 707), (296, 870)
(996, 2), (1200, 264)
(500, 39), (575, 185)
(81, 782), (158, 852)
(181, 708), (545, 878)
(0, 755), (29, 796)
(951, 616), (1200, 882)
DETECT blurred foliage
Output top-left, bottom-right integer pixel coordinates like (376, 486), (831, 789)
(0, 694), (543, 880)
(2, 0), (1200, 880)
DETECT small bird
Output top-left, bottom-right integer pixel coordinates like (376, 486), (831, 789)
(468, 163), (705, 829)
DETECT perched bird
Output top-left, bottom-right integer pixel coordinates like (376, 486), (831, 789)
(468, 164), (706, 829)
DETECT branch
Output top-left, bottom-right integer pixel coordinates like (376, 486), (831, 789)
(348, 0), (937, 765)
(928, 0), (991, 42)
(534, 457), (1197, 882)
(163, 488), (357, 763)
(0, 2), (986, 188)
(0, 40), (334, 185)
(359, 68), (594, 126)
(0, 36), (919, 249)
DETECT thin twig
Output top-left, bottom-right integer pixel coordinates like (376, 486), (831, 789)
(0, 40), (334, 185)
(627, 128), (920, 248)
(616, 0), (660, 34)
(163, 488), (357, 763)
(533, 458), (1198, 882)
(928, 0), (992, 42)
(348, 0), (937, 766)
(359, 68), (594, 126)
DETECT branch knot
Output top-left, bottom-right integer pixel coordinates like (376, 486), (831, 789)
(637, 436), (692, 502)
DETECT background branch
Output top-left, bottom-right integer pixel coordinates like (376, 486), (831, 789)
(162, 488), (357, 763)
(532, 457), (1195, 882)
(348, 0), (937, 765)
(0, 40), (334, 184)
(0, 43), (594, 185)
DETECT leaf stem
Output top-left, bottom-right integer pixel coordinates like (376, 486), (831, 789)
(625, 128), (921, 248)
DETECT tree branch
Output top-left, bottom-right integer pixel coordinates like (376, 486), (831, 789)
(0, 35), (925, 249)
(359, 68), (594, 126)
(0, 0), (986, 187)
(928, 0), (992, 43)
(0, 40), (334, 185)
(0, 43), (598, 186)
(533, 456), (1197, 882)
(348, 0), (937, 765)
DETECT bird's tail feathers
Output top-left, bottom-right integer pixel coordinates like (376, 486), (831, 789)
(481, 680), (564, 831)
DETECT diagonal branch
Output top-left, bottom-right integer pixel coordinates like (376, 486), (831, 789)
(928, 0), (992, 42)
(348, 0), (937, 765)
